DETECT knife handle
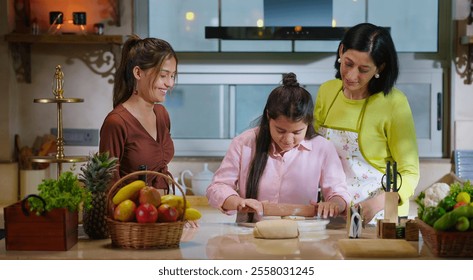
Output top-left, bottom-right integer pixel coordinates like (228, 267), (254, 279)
(386, 161), (391, 192)
(393, 161), (397, 192)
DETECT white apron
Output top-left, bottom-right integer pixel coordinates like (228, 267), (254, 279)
(318, 94), (384, 224)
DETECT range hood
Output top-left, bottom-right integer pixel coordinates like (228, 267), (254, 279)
(205, 26), (349, 40)
(206, 0), (346, 41)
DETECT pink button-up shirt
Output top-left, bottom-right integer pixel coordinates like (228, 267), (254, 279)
(206, 127), (351, 221)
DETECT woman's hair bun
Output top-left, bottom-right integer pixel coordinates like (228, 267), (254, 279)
(282, 72), (299, 87)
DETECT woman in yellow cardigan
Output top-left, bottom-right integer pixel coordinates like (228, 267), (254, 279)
(314, 23), (419, 225)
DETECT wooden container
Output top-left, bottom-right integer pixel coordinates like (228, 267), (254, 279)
(405, 220), (419, 241)
(376, 219), (396, 239)
(3, 196), (78, 251)
(416, 218), (473, 257)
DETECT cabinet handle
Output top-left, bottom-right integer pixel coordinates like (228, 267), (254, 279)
(437, 92), (442, 131)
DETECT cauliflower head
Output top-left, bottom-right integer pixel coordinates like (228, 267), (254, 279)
(423, 182), (450, 207)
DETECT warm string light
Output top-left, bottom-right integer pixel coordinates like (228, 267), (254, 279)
(185, 12), (195, 21)
(185, 11), (195, 32)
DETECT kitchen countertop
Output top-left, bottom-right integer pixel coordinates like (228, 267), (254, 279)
(0, 205), (443, 260)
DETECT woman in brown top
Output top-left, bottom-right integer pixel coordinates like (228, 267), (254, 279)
(99, 35), (178, 191)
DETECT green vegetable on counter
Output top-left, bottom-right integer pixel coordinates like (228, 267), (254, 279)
(422, 206), (446, 226)
(437, 196), (457, 212)
(28, 171), (92, 215)
(449, 180), (473, 200)
(455, 216), (470, 231)
(416, 180), (473, 227)
(433, 205), (473, 231)
(415, 191), (425, 218)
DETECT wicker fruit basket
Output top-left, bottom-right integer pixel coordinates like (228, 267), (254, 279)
(106, 171), (186, 249)
(416, 217), (473, 257)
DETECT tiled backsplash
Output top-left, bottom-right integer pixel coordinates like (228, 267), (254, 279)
(0, 158), (452, 207)
(168, 158), (222, 194)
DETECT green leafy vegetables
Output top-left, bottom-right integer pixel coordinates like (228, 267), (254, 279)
(28, 171), (92, 215)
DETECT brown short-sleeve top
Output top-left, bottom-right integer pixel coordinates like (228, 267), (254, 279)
(99, 103), (174, 190)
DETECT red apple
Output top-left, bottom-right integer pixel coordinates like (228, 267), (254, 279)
(139, 186), (161, 207)
(135, 203), (159, 223)
(157, 203), (179, 223)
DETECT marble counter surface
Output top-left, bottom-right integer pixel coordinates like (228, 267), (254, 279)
(0, 205), (442, 260)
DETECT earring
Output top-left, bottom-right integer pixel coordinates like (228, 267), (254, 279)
(337, 58), (341, 63)
(374, 73), (380, 79)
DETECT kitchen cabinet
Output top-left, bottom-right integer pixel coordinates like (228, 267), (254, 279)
(145, 0), (354, 52)
(135, 0), (444, 158)
(140, 0), (438, 53)
(166, 69), (442, 157)
(148, 0), (219, 52)
(367, 0), (438, 52)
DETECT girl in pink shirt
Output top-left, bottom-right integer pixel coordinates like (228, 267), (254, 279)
(207, 73), (351, 222)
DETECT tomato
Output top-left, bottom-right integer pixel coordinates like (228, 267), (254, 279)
(454, 201), (468, 209)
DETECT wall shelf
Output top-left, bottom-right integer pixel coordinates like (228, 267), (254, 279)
(461, 35), (473, 84)
(4, 33), (123, 83)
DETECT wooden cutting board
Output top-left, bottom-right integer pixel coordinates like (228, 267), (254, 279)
(338, 239), (418, 258)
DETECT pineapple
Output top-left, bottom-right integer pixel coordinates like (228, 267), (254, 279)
(79, 151), (118, 239)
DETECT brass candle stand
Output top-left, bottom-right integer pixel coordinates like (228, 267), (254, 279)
(30, 65), (88, 178)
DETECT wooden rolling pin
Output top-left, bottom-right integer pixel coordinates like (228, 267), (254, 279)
(262, 202), (316, 217)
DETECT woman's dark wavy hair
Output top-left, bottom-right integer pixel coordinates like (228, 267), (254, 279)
(245, 72), (317, 220)
(335, 23), (398, 96)
(113, 34), (178, 108)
